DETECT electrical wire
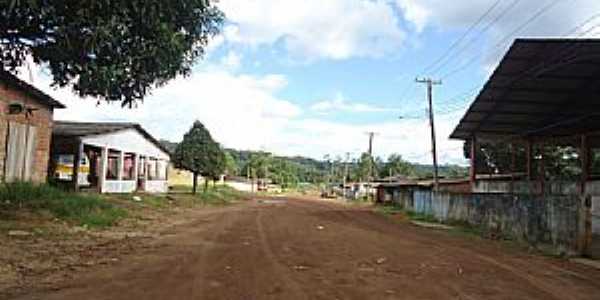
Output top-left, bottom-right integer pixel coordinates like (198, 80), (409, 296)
(429, 0), (522, 77)
(420, 0), (502, 75)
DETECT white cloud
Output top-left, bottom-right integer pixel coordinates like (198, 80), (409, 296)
(218, 0), (406, 60)
(311, 93), (400, 114)
(395, 0), (430, 32)
(220, 51), (242, 70)
(34, 68), (300, 152)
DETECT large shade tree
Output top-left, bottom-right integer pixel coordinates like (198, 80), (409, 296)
(174, 121), (225, 194)
(1, 0), (224, 107)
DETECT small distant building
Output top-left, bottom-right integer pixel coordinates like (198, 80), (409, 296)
(167, 164), (195, 187)
(0, 71), (65, 183)
(51, 121), (171, 193)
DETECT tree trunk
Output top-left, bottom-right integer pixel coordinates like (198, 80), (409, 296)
(192, 172), (198, 194)
(204, 178), (209, 193)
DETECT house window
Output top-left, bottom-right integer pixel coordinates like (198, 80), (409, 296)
(106, 151), (120, 180)
(4, 122), (37, 182)
(123, 153), (135, 180)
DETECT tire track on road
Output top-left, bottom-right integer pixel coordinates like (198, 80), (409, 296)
(255, 206), (309, 300)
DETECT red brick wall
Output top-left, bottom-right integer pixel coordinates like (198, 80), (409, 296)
(0, 82), (54, 183)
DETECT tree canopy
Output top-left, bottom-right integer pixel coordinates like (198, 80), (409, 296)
(1, 0), (224, 107)
(379, 154), (414, 178)
(174, 121), (225, 193)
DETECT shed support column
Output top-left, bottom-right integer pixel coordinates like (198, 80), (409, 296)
(98, 147), (108, 193)
(581, 135), (590, 195)
(539, 142), (545, 195)
(72, 140), (83, 192)
(510, 143), (516, 194)
(118, 151), (124, 181)
(580, 134), (592, 256)
(469, 137), (477, 190)
(133, 154), (139, 191)
(526, 140), (533, 182)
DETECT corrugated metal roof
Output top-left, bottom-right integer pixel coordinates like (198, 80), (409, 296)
(450, 38), (600, 141)
(53, 121), (171, 155)
(0, 71), (66, 108)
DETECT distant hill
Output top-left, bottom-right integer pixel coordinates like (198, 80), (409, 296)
(159, 139), (178, 154)
(160, 140), (467, 181)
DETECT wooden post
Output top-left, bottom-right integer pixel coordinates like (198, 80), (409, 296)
(98, 147), (108, 193)
(510, 143), (516, 194)
(526, 140), (533, 181)
(539, 142), (545, 195)
(580, 135), (593, 256)
(72, 140), (83, 192)
(469, 136), (477, 190)
(581, 135), (590, 195)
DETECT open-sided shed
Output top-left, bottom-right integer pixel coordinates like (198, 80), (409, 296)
(450, 39), (600, 192)
(450, 38), (600, 257)
(51, 121), (171, 194)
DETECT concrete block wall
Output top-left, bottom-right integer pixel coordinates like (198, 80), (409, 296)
(0, 82), (55, 183)
(404, 190), (584, 256)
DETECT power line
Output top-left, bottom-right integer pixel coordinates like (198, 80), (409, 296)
(429, 0), (522, 77)
(492, 0), (564, 49)
(420, 0), (502, 75)
(441, 0), (570, 80)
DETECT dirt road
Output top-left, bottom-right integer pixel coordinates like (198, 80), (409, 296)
(15, 198), (600, 300)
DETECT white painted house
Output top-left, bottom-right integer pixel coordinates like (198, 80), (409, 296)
(51, 121), (171, 193)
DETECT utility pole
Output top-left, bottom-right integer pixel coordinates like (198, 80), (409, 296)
(366, 132), (376, 156)
(364, 132), (377, 201)
(343, 152), (350, 200)
(416, 77), (442, 191)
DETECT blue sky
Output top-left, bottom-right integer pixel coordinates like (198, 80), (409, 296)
(32, 0), (600, 165)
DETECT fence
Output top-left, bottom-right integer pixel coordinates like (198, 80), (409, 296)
(389, 190), (585, 256)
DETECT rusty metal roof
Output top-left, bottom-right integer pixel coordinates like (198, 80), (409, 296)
(450, 39), (600, 141)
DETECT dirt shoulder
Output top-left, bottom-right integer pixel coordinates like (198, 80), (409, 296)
(0, 191), (248, 299)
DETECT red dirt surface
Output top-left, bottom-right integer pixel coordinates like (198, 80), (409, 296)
(12, 198), (600, 300)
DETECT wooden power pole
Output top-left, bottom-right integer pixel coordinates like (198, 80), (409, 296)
(416, 77), (442, 191)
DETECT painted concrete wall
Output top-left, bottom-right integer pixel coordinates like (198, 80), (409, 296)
(144, 180), (168, 193)
(473, 180), (600, 196)
(103, 180), (137, 194)
(386, 189), (585, 256)
(226, 180), (254, 192)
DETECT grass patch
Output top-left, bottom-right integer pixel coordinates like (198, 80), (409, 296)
(405, 210), (438, 223)
(375, 205), (404, 216)
(169, 184), (249, 206)
(196, 185), (248, 205)
(0, 182), (127, 228)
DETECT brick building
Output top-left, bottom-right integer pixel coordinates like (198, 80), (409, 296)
(0, 71), (65, 183)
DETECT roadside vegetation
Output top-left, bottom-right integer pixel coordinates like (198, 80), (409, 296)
(375, 204), (482, 236)
(169, 185), (250, 205)
(0, 182), (127, 228)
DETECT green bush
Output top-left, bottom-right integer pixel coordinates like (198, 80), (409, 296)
(0, 182), (126, 227)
